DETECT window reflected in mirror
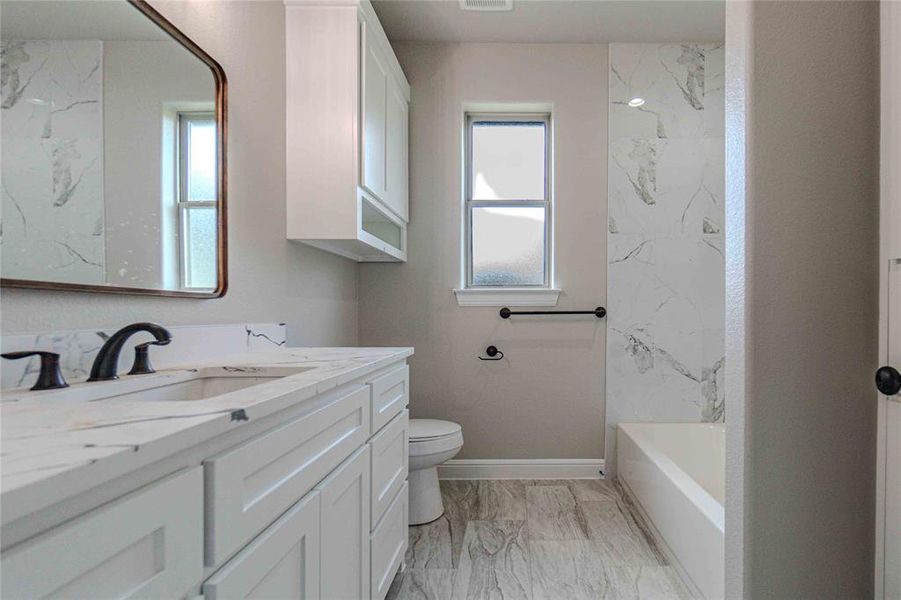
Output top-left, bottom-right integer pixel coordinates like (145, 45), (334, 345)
(0, 0), (225, 297)
(178, 112), (217, 290)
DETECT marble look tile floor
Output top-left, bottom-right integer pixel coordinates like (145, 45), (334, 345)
(386, 479), (691, 600)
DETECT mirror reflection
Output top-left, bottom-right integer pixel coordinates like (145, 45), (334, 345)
(0, 0), (223, 295)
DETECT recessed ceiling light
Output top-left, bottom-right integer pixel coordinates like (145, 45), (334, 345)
(628, 97), (646, 108)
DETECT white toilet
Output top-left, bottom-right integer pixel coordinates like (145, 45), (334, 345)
(408, 419), (464, 525)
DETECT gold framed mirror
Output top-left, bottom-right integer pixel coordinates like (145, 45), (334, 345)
(0, 0), (227, 298)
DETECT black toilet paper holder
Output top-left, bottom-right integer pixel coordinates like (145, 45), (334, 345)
(478, 345), (504, 361)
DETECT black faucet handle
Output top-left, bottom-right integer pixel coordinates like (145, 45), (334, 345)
(2, 351), (69, 391)
(127, 340), (170, 376)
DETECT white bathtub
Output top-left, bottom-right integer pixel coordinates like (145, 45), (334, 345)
(617, 422), (725, 599)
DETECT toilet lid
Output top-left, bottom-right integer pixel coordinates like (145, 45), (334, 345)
(410, 419), (462, 440)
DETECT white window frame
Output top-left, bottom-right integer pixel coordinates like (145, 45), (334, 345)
(176, 111), (217, 291)
(455, 112), (559, 307)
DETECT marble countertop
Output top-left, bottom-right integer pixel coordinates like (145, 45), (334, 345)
(0, 347), (413, 526)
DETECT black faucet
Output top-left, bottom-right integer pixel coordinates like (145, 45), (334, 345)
(88, 323), (172, 382)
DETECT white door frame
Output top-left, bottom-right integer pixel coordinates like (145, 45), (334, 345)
(877, 2), (900, 597)
(724, 2), (751, 596)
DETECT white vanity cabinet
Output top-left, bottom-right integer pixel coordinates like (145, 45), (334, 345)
(370, 410), (409, 527)
(1, 356), (411, 600)
(317, 446), (371, 600)
(204, 384), (371, 567)
(285, 0), (410, 262)
(371, 481), (409, 600)
(202, 491), (321, 600)
(1, 468), (204, 600)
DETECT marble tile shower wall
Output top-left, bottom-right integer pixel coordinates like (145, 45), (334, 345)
(606, 44), (725, 468)
(1, 41), (105, 284)
(1, 323), (286, 390)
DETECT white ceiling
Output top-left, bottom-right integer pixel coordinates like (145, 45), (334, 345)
(371, 0), (725, 43)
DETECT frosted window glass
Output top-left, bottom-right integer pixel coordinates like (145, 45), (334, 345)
(184, 205), (217, 289)
(186, 119), (216, 202)
(471, 206), (545, 286)
(471, 122), (546, 200)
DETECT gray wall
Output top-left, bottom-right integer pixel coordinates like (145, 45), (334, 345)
(358, 43), (608, 460)
(726, 1), (879, 597)
(0, 0), (359, 347)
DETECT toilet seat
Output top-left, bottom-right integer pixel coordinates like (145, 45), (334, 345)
(410, 419), (461, 440)
(409, 419), (463, 456)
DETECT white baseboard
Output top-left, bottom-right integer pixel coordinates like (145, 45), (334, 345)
(437, 458), (606, 480)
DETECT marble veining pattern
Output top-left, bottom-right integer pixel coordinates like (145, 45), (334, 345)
(1, 40), (105, 284)
(452, 520), (531, 600)
(526, 485), (589, 541)
(1, 322), (287, 390)
(388, 479), (691, 600)
(606, 43), (725, 476)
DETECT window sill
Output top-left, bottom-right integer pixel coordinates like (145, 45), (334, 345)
(453, 288), (561, 307)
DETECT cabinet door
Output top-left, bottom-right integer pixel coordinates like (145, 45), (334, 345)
(316, 446), (371, 600)
(361, 22), (388, 201)
(203, 492), (320, 600)
(1, 468), (203, 600)
(386, 81), (409, 221)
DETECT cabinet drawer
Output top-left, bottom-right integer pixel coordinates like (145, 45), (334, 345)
(205, 385), (370, 567)
(2, 468), (203, 600)
(203, 491), (320, 600)
(369, 364), (409, 433)
(370, 410), (408, 530)
(370, 482), (408, 600)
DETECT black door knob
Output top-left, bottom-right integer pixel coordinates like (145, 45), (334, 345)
(876, 366), (901, 396)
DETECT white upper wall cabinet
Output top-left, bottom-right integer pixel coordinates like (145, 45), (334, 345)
(386, 82), (409, 221)
(286, 0), (410, 262)
(362, 27), (389, 202)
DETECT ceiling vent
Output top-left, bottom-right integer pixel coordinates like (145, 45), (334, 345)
(459, 0), (513, 12)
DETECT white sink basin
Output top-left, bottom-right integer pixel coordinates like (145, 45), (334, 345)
(2, 365), (317, 404)
(108, 367), (314, 402)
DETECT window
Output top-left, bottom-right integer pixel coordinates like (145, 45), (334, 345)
(177, 112), (217, 290)
(464, 114), (551, 290)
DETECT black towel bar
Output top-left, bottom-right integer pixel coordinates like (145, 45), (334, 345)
(499, 306), (607, 319)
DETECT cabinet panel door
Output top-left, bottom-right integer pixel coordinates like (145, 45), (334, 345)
(370, 410), (408, 529)
(205, 385), (370, 567)
(316, 446), (371, 600)
(361, 22), (388, 201)
(385, 81), (409, 221)
(1, 468), (203, 600)
(203, 492), (320, 600)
